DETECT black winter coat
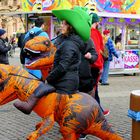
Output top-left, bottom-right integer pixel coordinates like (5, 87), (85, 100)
(79, 38), (98, 92)
(0, 38), (11, 64)
(47, 33), (85, 94)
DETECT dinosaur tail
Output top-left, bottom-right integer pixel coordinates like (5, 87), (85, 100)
(85, 120), (123, 140)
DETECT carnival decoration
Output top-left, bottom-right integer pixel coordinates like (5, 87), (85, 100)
(84, 0), (97, 13)
(94, 0), (140, 14)
(21, 0), (88, 11)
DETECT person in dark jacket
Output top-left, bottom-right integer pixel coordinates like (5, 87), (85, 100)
(13, 6), (91, 114)
(46, 7), (91, 95)
(78, 38), (98, 93)
(0, 29), (11, 64)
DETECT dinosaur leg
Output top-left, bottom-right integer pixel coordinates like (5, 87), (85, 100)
(27, 114), (54, 140)
(14, 84), (55, 114)
(61, 133), (78, 140)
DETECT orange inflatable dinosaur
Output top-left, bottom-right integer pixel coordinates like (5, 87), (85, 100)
(0, 64), (123, 140)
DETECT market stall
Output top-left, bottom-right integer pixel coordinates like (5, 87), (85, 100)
(99, 16), (140, 74)
(95, 0), (140, 74)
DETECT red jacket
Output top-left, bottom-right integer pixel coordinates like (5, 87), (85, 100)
(90, 28), (104, 70)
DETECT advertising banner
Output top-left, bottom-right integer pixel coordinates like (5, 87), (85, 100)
(110, 51), (124, 69)
(95, 0), (140, 15)
(21, 0), (88, 12)
(123, 50), (139, 69)
(110, 50), (140, 70)
(21, 0), (140, 16)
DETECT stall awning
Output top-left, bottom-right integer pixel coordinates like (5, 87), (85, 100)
(0, 10), (52, 16)
(0, 10), (140, 20)
(98, 12), (140, 19)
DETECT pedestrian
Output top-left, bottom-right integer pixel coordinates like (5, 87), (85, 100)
(20, 18), (49, 79)
(14, 6), (91, 114)
(90, 13), (110, 116)
(78, 38), (98, 140)
(54, 35), (98, 94)
(78, 38), (98, 93)
(0, 29), (11, 64)
(46, 6), (91, 94)
(100, 29), (119, 85)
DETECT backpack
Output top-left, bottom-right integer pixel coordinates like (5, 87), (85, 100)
(17, 33), (26, 49)
(100, 46), (109, 61)
(19, 30), (43, 64)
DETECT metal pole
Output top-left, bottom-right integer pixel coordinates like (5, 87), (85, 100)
(25, 14), (28, 32)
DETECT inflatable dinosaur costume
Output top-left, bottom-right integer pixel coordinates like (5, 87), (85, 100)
(24, 36), (56, 81)
(0, 64), (123, 140)
(0, 6), (122, 140)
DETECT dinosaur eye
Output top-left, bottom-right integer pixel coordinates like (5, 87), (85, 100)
(44, 40), (50, 47)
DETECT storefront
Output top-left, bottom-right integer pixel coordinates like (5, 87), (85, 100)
(98, 14), (140, 74)
(95, 0), (140, 74)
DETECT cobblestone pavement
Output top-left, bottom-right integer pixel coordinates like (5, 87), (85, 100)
(0, 48), (139, 140)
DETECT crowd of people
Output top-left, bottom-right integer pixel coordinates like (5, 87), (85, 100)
(0, 6), (120, 140)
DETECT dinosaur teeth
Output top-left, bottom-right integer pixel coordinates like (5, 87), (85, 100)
(24, 48), (41, 54)
(25, 61), (37, 66)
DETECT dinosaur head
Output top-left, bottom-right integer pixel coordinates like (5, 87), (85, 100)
(24, 36), (56, 70)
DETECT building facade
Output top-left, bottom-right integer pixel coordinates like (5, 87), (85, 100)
(0, 0), (25, 39)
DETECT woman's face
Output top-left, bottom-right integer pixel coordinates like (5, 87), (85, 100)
(60, 20), (71, 35)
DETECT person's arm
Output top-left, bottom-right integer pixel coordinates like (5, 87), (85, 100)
(108, 38), (118, 58)
(46, 41), (77, 84)
(84, 39), (98, 63)
(0, 40), (11, 53)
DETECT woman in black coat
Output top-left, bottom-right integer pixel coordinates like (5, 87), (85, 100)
(0, 29), (11, 64)
(47, 20), (85, 94)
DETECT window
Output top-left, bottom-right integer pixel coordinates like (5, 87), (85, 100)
(13, 0), (17, 5)
(2, 0), (8, 5)
(125, 24), (140, 49)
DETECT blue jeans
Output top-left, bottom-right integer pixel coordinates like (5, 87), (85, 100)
(101, 60), (110, 84)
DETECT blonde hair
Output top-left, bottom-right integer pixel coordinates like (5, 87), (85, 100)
(103, 34), (108, 45)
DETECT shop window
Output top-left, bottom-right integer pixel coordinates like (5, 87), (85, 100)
(13, 0), (17, 5)
(1, 0), (8, 5)
(126, 25), (140, 49)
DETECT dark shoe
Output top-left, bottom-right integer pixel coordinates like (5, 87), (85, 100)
(99, 79), (102, 83)
(79, 134), (87, 140)
(101, 83), (109, 85)
(13, 94), (39, 114)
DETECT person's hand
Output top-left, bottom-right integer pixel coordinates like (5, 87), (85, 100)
(84, 52), (92, 59)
